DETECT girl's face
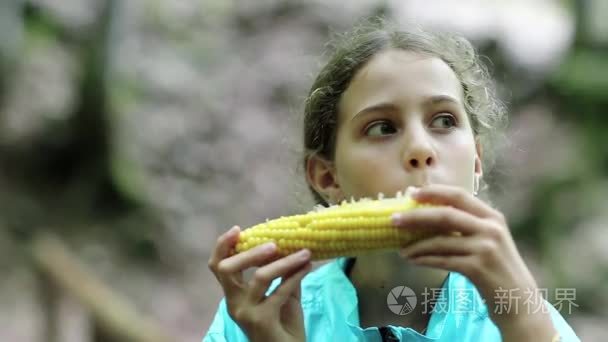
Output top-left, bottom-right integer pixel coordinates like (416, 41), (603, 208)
(309, 49), (482, 203)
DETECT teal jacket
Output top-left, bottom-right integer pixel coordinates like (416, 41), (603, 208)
(204, 257), (580, 341)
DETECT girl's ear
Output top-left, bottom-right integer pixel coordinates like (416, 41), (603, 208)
(305, 154), (343, 205)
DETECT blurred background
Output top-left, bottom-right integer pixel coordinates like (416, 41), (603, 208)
(0, 0), (607, 341)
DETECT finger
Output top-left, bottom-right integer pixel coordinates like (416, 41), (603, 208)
(208, 226), (241, 277)
(410, 184), (497, 219)
(393, 206), (486, 235)
(399, 235), (474, 259)
(409, 255), (476, 276)
(216, 242), (278, 286)
(264, 262), (312, 307)
(247, 249), (312, 304)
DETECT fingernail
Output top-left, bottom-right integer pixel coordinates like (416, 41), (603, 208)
(297, 249), (311, 259)
(391, 213), (401, 225)
(405, 186), (420, 196)
(410, 188), (421, 197)
(261, 242), (276, 253)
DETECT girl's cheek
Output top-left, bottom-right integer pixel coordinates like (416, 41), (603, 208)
(440, 138), (477, 187)
(339, 152), (389, 194)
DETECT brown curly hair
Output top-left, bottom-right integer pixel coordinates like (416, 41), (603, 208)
(303, 20), (507, 206)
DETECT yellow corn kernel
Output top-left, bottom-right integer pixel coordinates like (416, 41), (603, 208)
(233, 191), (442, 261)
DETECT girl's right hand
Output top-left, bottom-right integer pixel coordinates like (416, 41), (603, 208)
(208, 226), (313, 342)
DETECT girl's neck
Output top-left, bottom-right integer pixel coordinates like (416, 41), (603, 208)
(347, 251), (449, 331)
(348, 251), (449, 290)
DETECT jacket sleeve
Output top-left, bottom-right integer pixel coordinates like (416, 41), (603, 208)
(546, 300), (581, 342)
(202, 278), (286, 342)
(202, 298), (250, 342)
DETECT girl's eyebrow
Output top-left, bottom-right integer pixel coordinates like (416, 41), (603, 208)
(350, 94), (462, 122)
(350, 103), (399, 122)
(424, 94), (461, 107)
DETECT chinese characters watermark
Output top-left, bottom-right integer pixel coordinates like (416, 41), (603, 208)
(387, 286), (579, 315)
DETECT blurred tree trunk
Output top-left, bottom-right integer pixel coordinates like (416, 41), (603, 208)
(31, 233), (172, 342)
(0, 0), (169, 340)
(36, 270), (60, 342)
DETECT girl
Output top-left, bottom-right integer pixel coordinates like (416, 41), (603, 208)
(204, 21), (580, 341)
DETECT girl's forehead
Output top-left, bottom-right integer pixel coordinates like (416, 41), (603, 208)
(338, 49), (465, 120)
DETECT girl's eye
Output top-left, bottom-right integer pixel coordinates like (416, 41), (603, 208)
(365, 121), (397, 137)
(430, 114), (457, 129)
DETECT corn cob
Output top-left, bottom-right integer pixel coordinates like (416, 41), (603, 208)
(234, 191), (441, 261)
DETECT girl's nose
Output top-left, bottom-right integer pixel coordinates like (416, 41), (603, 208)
(408, 155), (434, 169)
(403, 129), (436, 171)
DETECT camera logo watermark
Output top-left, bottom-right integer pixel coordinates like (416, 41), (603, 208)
(387, 286), (417, 315)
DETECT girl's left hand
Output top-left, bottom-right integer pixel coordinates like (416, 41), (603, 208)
(392, 184), (552, 334)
